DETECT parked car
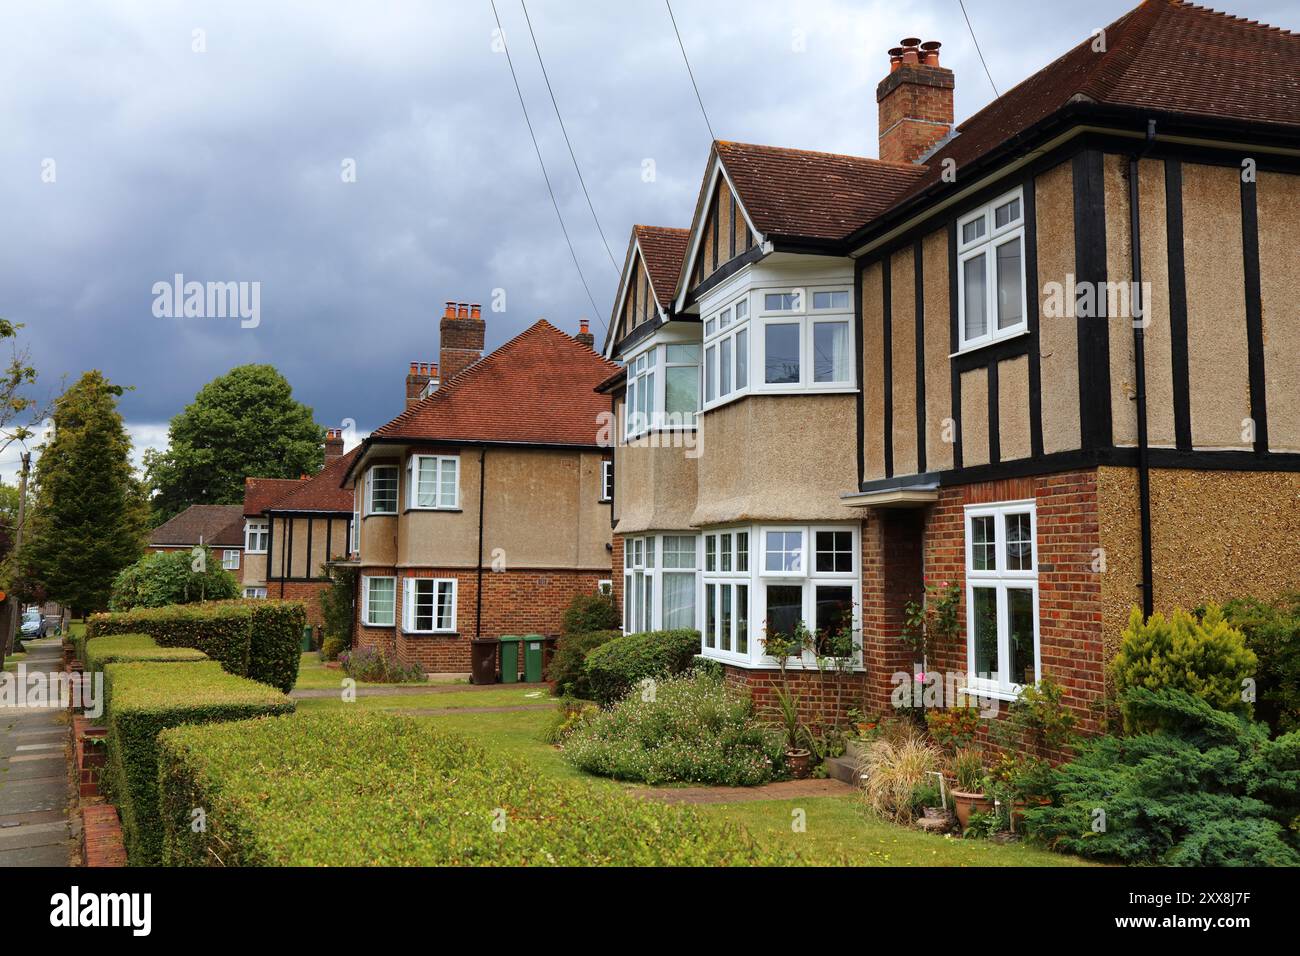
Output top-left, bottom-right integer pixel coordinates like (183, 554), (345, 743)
(20, 609), (46, 637)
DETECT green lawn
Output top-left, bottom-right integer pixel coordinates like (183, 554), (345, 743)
(3, 651), (27, 672)
(294, 686), (555, 713)
(302, 698), (1087, 866)
(292, 652), (438, 690)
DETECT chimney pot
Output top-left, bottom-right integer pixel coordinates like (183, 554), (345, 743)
(877, 35), (954, 165)
(444, 301), (456, 319)
(921, 40), (942, 66)
(470, 303), (482, 320)
(409, 362), (418, 375)
(457, 302), (469, 319)
(580, 318), (589, 334)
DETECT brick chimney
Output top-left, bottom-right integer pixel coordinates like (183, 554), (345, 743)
(877, 39), (953, 165)
(439, 300), (485, 383)
(575, 318), (594, 348)
(405, 361), (439, 407)
(324, 428), (345, 461)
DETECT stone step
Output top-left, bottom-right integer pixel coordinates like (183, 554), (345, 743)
(825, 754), (860, 786)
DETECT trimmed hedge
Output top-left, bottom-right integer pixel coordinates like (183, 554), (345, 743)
(546, 628), (621, 699)
(86, 599), (304, 692)
(85, 634), (207, 676)
(104, 661), (294, 865)
(157, 712), (791, 866)
(582, 629), (701, 705)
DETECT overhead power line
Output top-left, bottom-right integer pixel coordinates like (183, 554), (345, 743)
(665, 0), (716, 142)
(490, 0), (607, 332)
(957, 0), (1001, 99)
(519, 0), (620, 275)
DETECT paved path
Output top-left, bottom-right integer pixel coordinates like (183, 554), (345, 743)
(632, 778), (856, 805)
(291, 681), (550, 699)
(0, 639), (74, 866)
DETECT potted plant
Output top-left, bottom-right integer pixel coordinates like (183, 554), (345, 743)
(772, 687), (812, 778)
(947, 746), (994, 829)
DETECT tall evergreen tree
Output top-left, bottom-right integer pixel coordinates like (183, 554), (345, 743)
(144, 364), (324, 524)
(21, 371), (149, 614)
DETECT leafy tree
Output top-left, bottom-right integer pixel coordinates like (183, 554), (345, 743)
(319, 562), (357, 645)
(144, 365), (324, 524)
(1223, 592), (1300, 736)
(109, 546), (240, 610)
(20, 371), (149, 614)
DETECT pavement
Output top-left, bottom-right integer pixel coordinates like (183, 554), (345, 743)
(0, 638), (74, 866)
(631, 778), (856, 805)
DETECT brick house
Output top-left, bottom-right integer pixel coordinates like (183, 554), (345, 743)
(240, 429), (356, 624)
(342, 303), (616, 676)
(148, 504), (245, 575)
(601, 0), (1300, 731)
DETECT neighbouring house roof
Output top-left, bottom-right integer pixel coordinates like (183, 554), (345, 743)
(713, 141), (928, 243)
(633, 225), (690, 309)
(149, 504), (245, 548)
(885, 0), (1300, 213)
(266, 449), (358, 513)
(242, 477), (306, 517)
(362, 320), (620, 457)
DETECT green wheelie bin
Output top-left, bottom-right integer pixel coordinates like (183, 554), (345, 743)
(499, 635), (522, 683)
(522, 634), (545, 683)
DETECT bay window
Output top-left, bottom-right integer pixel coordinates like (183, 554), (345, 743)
(362, 576), (396, 627)
(623, 534), (699, 634)
(406, 455), (458, 510)
(957, 188), (1027, 350)
(365, 465), (399, 515)
(403, 577), (457, 633)
(964, 501), (1039, 696)
(625, 344), (700, 438)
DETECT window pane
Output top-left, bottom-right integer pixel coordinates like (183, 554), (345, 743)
(719, 306), (732, 329)
(972, 587), (998, 679)
(642, 575), (653, 632)
(720, 336), (732, 396)
(736, 532), (749, 572)
(813, 321), (849, 383)
(735, 329), (748, 389)
(417, 458), (438, 507)
(1006, 512), (1033, 570)
(994, 197), (1021, 228)
(705, 584), (716, 648)
(720, 532), (732, 573)
(705, 318), (716, 336)
(705, 535), (716, 572)
(624, 574), (633, 631)
(736, 584), (749, 654)
(765, 530), (803, 573)
(764, 292), (799, 311)
(813, 290), (850, 310)
(439, 459), (457, 507)
(368, 578), (395, 625)
(765, 585), (804, 647)
(963, 253), (987, 340)
(663, 573), (696, 630)
(371, 467), (398, 512)
(704, 345), (716, 402)
(1007, 588), (1035, 686)
(815, 530), (854, 573)
(665, 366), (698, 424)
(971, 515), (995, 571)
(662, 535), (696, 569)
(735, 298), (748, 320)
(720, 585), (732, 652)
(996, 237), (1023, 330)
(764, 323), (800, 384)
(666, 344), (700, 364)
(644, 535), (655, 569)
(814, 585), (854, 655)
(962, 216), (986, 244)
(413, 580), (435, 631)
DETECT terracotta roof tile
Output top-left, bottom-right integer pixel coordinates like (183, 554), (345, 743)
(371, 320), (620, 447)
(633, 225), (690, 309)
(149, 504), (245, 547)
(715, 141), (927, 242)
(243, 477), (306, 517)
(267, 449), (358, 513)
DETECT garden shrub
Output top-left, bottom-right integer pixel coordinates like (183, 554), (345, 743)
(85, 633), (207, 676)
(109, 547), (239, 611)
(582, 628), (700, 706)
(1111, 604), (1256, 732)
(319, 636), (345, 662)
(546, 628), (620, 699)
(560, 591), (618, 636)
(540, 698), (598, 744)
(339, 646), (424, 683)
(103, 661), (294, 864)
(156, 711), (793, 866)
(562, 672), (781, 786)
(1022, 688), (1300, 866)
(858, 724), (943, 824)
(1223, 592), (1300, 735)
(86, 599), (305, 692)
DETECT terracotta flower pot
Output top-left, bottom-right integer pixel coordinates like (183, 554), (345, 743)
(950, 789), (994, 829)
(785, 748), (812, 779)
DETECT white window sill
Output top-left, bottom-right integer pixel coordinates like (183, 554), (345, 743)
(363, 620), (395, 629)
(950, 327), (1030, 358)
(365, 511), (398, 519)
(961, 682), (1024, 703)
(245, 550), (267, 555)
(402, 629), (457, 637)
(699, 650), (865, 672)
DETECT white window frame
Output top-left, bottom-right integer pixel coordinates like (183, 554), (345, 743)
(361, 575), (396, 628)
(597, 579), (613, 596)
(700, 523), (861, 670)
(350, 502), (360, 556)
(600, 460), (614, 502)
(625, 344), (700, 439)
(406, 455), (459, 510)
(956, 187), (1028, 352)
(244, 520), (268, 554)
(622, 534), (700, 635)
(402, 577), (458, 634)
(365, 464), (399, 515)
(243, 586), (267, 599)
(963, 500), (1040, 699)
(221, 549), (240, 570)
(703, 292), (751, 407)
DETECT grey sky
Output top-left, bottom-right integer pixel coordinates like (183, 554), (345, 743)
(1, 0), (1295, 481)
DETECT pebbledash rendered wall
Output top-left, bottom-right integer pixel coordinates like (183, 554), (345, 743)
(354, 566), (606, 674)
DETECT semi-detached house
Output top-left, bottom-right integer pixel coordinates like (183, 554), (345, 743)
(601, 0), (1300, 731)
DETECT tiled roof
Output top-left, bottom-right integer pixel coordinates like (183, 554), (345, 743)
(267, 449), (358, 513)
(243, 477), (306, 517)
(370, 320), (620, 447)
(149, 504), (244, 547)
(633, 225), (690, 308)
(897, 1), (1300, 207)
(715, 141), (927, 242)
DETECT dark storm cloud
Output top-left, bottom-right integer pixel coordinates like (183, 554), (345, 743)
(0, 0), (1294, 475)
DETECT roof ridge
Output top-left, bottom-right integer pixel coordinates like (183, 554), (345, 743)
(718, 139), (923, 171)
(1175, 0), (1300, 39)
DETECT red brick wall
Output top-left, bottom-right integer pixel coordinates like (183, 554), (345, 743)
(272, 580), (330, 628)
(859, 510), (925, 715)
(724, 664), (868, 731)
(876, 63), (954, 165)
(354, 566), (606, 673)
(610, 534), (625, 629)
